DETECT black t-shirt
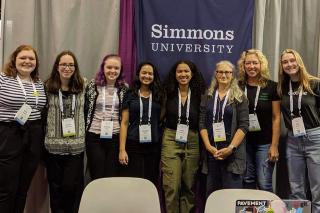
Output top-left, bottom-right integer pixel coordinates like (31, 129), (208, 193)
(122, 90), (162, 143)
(281, 80), (320, 130)
(245, 80), (280, 145)
(165, 90), (200, 131)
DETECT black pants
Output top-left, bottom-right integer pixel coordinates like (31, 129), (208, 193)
(85, 132), (121, 179)
(0, 120), (44, 213)
(46, 152), (84, 213)
(120, 140), (161, 186)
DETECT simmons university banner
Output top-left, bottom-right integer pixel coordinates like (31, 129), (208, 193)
(135, 0), (254, 83)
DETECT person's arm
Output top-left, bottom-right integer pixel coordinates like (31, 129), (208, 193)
(160, 93), (167, 121)
(199, 92), (217, 156)
(119, 109), (129, 165)
(268, 100), (280, 162)
(200, 129), (218, 156)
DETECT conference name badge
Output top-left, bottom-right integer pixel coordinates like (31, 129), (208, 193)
(292, 117), (306, 137)
(139, 124), (152, 143)
(62, 118), (76, 137)
(100, 120), (113, 139)
(14, 103), (32, 125)
(175, 124), (189, 143)
(249, 114), (261, 132)
(32, 90), (40, 97)
(213, 122), (226, 142)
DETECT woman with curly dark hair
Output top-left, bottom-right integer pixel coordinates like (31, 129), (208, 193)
(161, 60), (206, 213)
(119, 62), (164, 185)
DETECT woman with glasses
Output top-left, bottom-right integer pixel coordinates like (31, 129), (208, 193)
(44, 51), (85, 213)
(118, 62), (163, 185)
(278, 49), (320, 212)
(0, 45), (47, 213)
(161, 60), (206, 213)
(238, 49), (281, 192)
(84, 54), (128, 179)
(199, 60), (248, 196)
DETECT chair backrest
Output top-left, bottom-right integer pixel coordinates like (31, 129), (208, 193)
(78, 177), (161, 213)
(204, 189), (281, 213)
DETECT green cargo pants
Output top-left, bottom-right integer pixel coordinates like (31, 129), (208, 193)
(161, 128), (200, 213)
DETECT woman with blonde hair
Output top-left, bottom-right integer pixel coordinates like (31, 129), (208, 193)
(199, 60), (249, 196)
(277, 49), (320, 212)
(238, 49), (281, 192)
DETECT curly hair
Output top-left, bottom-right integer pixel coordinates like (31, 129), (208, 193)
(95, 54), (126, 87)
(208, 60), (244, 103)
(163, 60), (206, 99)
(131, 62), (164, 103)
(45, 50), (84, 93)
(277, 49), (320, 97)
(4, 44), (40, 81)
(237, 49), (270, 88)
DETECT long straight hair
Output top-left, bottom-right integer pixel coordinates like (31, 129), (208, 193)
(277, 49), (320, 97)
(45, 51), (84, 93)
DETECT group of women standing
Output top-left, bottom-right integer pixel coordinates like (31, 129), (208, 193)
(0, 44), (319, 213)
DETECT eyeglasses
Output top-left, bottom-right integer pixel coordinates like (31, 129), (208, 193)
(216, 70), (233, 75)
(59, 63), (75, 69)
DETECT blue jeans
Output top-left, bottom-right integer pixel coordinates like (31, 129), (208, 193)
(287, 127), (320, 213)
(244, 143), (274, 192)
(206, 155), (243, 198)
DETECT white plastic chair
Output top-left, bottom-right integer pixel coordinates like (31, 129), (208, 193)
(204, 189), (281, 213)
(78, 177), (161, 213)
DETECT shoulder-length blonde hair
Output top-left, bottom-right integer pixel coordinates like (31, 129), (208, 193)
(208, 60), (243, 103)
(277, 49), (320, 97)
(237, 49), (270, 88)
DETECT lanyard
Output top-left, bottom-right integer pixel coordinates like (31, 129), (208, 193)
(178, 88), (191, 125)
(103, 87), (117, 121)
(59, 90), (76, 117)
(213, 89), (230, 122)
(244, 85), (260, 113)
(139, 90), (152, 125)
(289, 81), (303, 117)
(16, 75), (38, 107)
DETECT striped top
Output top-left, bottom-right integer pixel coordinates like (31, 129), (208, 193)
(0, 73), (47, 122)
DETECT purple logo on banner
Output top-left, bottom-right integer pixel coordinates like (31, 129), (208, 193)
(135, 0), (254, 84)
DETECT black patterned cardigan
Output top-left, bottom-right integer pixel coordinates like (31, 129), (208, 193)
(84, 79), (128, 132)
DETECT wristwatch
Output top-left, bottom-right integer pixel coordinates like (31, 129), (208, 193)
(228, 144), (237, 153)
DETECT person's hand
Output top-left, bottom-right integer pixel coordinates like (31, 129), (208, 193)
(214, 147), (232, 160)
(268, 145), (279, 162)
(119, 150), (129, 165)
(206, 144), (218, 157)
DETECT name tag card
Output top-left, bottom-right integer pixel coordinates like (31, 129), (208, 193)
(14, 103), (32, 125)
(100, 120), (113, 139)
(62, 118), (76, 137)
(292, 117), (306, 137)
(175, 124), (189, 143)
(139, 124), (152, 143)
(249, 114), (261, 132)
(212, 122), (226, 142)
